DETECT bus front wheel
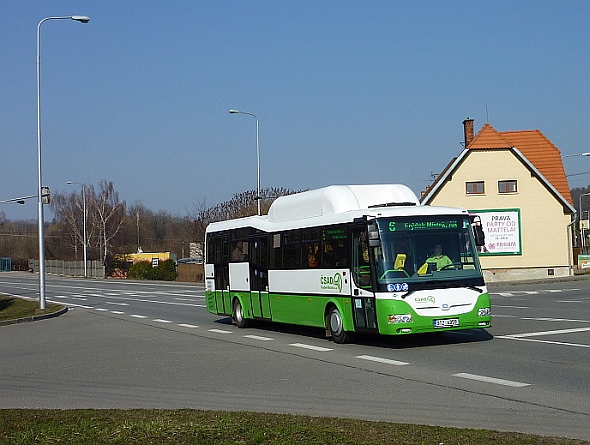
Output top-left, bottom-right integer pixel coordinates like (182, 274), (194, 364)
(327, 306), (348, 344)
(233, 298), (249, 328)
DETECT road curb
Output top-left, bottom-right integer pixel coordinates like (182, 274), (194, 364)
(0, 306), (69, 327)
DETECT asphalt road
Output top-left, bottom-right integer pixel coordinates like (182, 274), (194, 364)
(1, 272), (589, 440)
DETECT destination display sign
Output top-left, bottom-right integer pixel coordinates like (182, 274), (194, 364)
(387, 219), (462, 232)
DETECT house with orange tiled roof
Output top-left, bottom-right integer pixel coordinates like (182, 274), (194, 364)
(421, 119), (576, 282)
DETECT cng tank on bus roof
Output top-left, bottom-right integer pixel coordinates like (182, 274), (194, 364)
(267, 184), (420, 223)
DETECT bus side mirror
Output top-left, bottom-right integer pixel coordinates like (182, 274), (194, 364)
(473, 225), (485, 246)
(367, 224), (380, 247)
(470, 215), (485, 247)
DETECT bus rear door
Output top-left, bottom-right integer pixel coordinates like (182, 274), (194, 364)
(249, 235), (271, 319)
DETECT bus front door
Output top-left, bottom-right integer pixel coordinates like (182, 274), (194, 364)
(351, 228), (378, 333)
(249, 235), (271, 319)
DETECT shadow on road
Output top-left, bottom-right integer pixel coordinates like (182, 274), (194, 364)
(214, 316), (493, 349)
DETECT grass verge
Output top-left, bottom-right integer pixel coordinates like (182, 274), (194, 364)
(1, 409), (589, 445)
(0, 295), (63, 322)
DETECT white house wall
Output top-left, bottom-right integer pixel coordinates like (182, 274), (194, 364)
(428, 150), (571, 276)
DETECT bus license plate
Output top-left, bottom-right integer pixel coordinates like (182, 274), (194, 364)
(433, 318), (459, 328)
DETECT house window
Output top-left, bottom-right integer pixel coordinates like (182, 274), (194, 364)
(466, 181), (485, 195)
(498, 180), (517, 194)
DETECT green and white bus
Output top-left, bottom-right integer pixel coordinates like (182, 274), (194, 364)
(205, 184), (491, 343)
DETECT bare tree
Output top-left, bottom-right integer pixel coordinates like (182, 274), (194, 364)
(88, 180), (126, 265)
(51, 191), (83, 257)
(187, 187), (302, 246)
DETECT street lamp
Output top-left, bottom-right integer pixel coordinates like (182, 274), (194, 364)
(0, 195), (37, 204)
(37, 15), (90, 309)
(229, 109), (261, 216)
(67, 182), (88, 278)
(563, 152), (590, 158)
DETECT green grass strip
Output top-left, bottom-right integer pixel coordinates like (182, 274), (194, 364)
(0, 409), (588, 445)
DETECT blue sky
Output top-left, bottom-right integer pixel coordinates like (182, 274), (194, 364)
(2, 1), (590, 220)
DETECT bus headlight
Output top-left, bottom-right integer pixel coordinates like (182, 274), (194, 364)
(388, 314), (412, 324)
(478, 308), (491, 317)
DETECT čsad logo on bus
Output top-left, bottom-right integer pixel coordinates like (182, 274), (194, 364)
(414, 296), (436, 304)
(320, 273), (343, 292)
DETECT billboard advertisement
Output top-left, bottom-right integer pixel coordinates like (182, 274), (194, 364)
(469, 208), (521, 255)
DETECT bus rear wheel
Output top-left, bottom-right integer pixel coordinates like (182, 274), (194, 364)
(233, 298), (249, 328)
(327, 306), (349, 344)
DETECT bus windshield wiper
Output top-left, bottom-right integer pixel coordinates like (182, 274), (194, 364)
(466, 286), (483, 294)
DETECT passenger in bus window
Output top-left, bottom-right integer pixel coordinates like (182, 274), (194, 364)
(307, 252), (318, 267)
(306, 243), (319, 267)
(231, 241), (246, 261)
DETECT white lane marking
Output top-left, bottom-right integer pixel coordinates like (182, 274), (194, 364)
(178, 323), (199, 328)
(130, 314), (148, 319)
(55, 302), (93, 309)
(289, 343), (333, 352)
(110, 311), (125, 315)
(499, 326), (590, 338)
(496, 337), (590, 348)
(208, 328), (233, 334)
(453, 373), (530, 387)
(243, 334), (273, 341)
(521, 317), (590, 323)
(492, 314), (518, 318)
(153, 319), (172, 323)
(106, 302), (128, 306)
(493, 305), (529, 309)
(174, 297), (205, 302)
(95, 308), (109, 312)
(356, 355), (409, 366)
(64, 291), (206, 308)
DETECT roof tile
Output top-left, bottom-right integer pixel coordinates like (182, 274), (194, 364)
(467, 124), (572, 206)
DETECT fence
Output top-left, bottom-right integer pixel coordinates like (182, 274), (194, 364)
(176, 263), (204, 282)
(0, 257), (11, 272)
(29, 259), (105, 279)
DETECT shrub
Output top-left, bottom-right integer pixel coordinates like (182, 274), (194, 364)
(127, 259), (177, 281)
(127, 261), (152, 280)
(152, 259), (177, 281)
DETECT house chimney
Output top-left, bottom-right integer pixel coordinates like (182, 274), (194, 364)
(463, 118), (474, 147)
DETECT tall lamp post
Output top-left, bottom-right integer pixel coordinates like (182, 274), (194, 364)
(67, 182), (88, 278)
(37, 15), (90, 309)
(229, 109), (261, 216)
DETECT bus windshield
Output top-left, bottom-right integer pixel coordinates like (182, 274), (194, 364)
(372, 215), (481, 284)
